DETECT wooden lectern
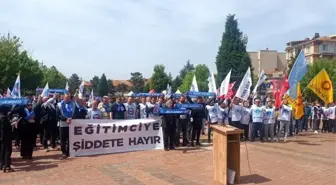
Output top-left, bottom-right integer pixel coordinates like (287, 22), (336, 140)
(211, 124), (244, 185)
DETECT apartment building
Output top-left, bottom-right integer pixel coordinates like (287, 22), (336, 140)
(248, 49), (286, 78)
(286, 33), (336, 63)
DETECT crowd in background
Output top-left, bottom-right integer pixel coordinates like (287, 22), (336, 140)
(1, 92), (335, 173)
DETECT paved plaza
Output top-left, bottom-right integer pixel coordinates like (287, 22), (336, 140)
(1, 132), (335, 185)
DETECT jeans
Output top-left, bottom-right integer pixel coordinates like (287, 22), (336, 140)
(277, 121), (290, 141)
(294, 118), (303, 134)
(252, 122), (263, 142)
(303, 116), (309, 131)
(329, 119), (336, 133)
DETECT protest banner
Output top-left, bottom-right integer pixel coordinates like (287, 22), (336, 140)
(69, 118), (164, 157)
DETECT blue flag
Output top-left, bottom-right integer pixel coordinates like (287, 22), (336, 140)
(288, 50), (308, 98)
(0, 98), (29, 106)
(159, 108), (190, 114)
(175, 103), (203, 109)
(187, 91), (215, 97)
(134, 93), (163, 97)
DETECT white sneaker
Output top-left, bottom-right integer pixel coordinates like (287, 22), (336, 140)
(314, 130), (318, 134)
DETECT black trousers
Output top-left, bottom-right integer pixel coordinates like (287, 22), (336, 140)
(191, 119), (202, 144)
(0, 139), (12, 167)
(163, 124), (176, 149)
(176, 119), (189, 145)
(13, 128), (20, 147)
(42, 124), (57, 149)
(20, 124), (35, 158)
(207, 122), (218, 143)
(240, 123), (249, 140)
(231, 121), (240, 128)
(328, 119), (335, 133)
(59, 127), (69, 156)
(322, 120), (329, 132)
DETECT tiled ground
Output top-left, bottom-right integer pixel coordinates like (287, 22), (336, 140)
(1, 132), (335, 185)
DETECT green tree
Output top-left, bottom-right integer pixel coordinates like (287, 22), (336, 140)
(178, 71), (194, 93)
(115, 83), (130, 95)
(172, 76), (182, 92)
(150, 64), (169, 92)
(195, 64), (210, 91)
(41, 65), (67, 89)
(179, 60), (194, 79)
(143, 82), (150, 92)
(98, 73), (109, 96)
(90, 76), (100, 92)
(300, 58), (336, 102)
(68, 73), (81, 94)
(0, 33), (43, 93)
(129, 72), (145, 92)
(215, 14), (252, 90)
(107, 79), (115, 95)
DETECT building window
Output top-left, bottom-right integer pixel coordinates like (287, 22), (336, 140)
(322, 44), (328, 52)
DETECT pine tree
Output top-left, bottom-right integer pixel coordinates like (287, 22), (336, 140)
(68, 73), (81, 94)
(150, 64), (169, 92)
(98, 73), (109, 96)
(215, 14), (252, 89)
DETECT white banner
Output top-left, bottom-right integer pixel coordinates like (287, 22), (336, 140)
(69, 118), (164, 157)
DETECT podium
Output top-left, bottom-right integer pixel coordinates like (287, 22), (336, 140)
(211, 124), (244, 185)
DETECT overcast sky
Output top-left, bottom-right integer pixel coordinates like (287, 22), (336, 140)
(1, 0), (335, 80)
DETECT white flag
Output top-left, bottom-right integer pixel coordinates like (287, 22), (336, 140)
(208, 72), (217, 93)
(252, 70), (267, 94)
(65, 81), (69, 91)
(190, 74), (199, 92)
(78, 81), (85, 98)
(165, 84), (172, 98)
(219, 70), (231, 96)
(41, 83), (49, 97)
(235, 67), (252, 101)
(10, 74), (21, 98)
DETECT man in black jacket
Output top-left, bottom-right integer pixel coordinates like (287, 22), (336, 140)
(40, 95), (58, 152)
(187, 96), (206, 146)
(0, 105), (14, 172)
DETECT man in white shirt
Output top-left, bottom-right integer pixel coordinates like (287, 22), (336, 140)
(229, 98), (242, 129)
(86, 101), (102, 119)
(124, 97), (137, 120)
(251, 98), (265, 142)
(277, 99), (292, 143)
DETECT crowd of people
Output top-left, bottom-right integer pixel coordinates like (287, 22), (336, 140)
(0, 92), (335, 173)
